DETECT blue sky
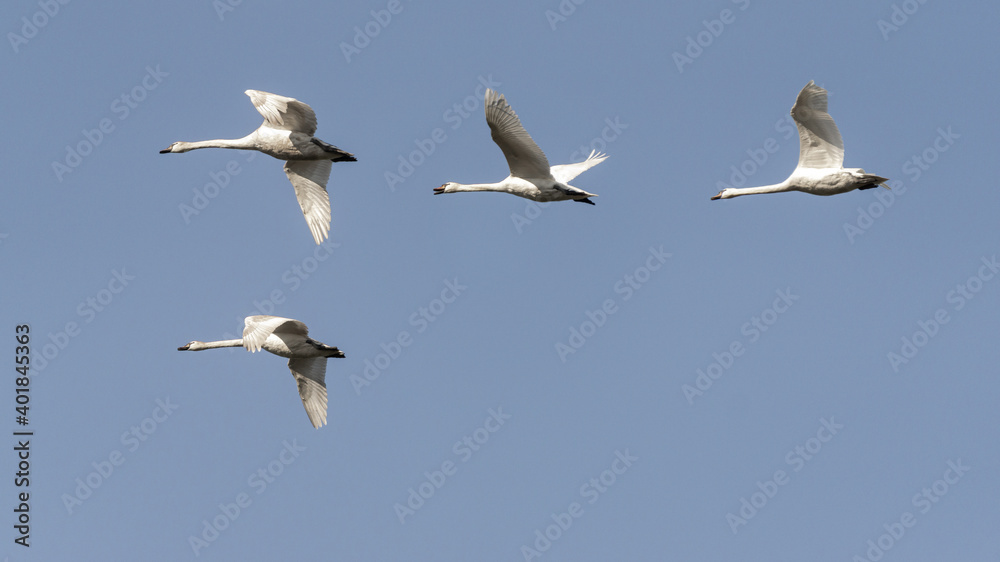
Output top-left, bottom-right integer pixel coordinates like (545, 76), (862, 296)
(3, 0), (998, 560)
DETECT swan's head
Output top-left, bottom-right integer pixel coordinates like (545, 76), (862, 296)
(711, 189), (736, 200)
(160, 142), (189, 154)
(434, 182), (458, 195)
(177, 341), (202, 351)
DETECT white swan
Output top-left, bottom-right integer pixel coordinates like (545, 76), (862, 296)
(177, 315), (344, 429)
(160, 90), (356, 244)
(434, 89), (607, 204)
(712, 81), (889, 200)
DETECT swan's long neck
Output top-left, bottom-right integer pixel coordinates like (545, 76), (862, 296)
(193, 339), (244, 350)
(176, 135), (255, 152)
(450, 182), (506, 193)
(727, 181), (794, 197)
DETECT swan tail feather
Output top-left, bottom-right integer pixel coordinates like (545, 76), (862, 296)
(856, 172), (890, 191)
(308, 338), (345, 358)
(323, 347), (346, 358)
(311, 138), (357, 162)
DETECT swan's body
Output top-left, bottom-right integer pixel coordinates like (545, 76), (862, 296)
(177, 315), (344, 429)
(712, 81), (888, 200)
(161, 90), (356, 244)
(434, 89), (606, 204)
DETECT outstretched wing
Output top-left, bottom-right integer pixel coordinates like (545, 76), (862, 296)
(551, 150), (608, 183)
(242, 315), (308, 353)
(284, 160), (333, 245)
(484, 89), (552, 179)
(790, 81), (844, 170)
(288, 357), (328, 429)
(245, 90), (318, 135)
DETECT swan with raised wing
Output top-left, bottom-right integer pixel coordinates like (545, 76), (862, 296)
(177, 315), (345, 429)
(434, 89), (606, 205)
(161, 90), (356, 244)
(712, 81), (888, 200)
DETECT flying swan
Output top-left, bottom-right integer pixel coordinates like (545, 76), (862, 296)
(434, 88), (607, 204)
(177, 315), (345, 429)
(160, 90), (356, 244)
(712, 81), (889, 200)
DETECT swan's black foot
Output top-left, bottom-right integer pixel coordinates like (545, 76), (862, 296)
(574, 197), (596, 205)
(858, 183), (878, 191)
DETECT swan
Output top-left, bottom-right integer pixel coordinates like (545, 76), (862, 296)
(711, 81), (889, 200)
(434, 89), (607, 204)
(160, 90), (356, 244)
(177, 315), (345, 429)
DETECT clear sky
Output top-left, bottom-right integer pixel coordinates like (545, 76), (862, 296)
(2, 0), (998, 560)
